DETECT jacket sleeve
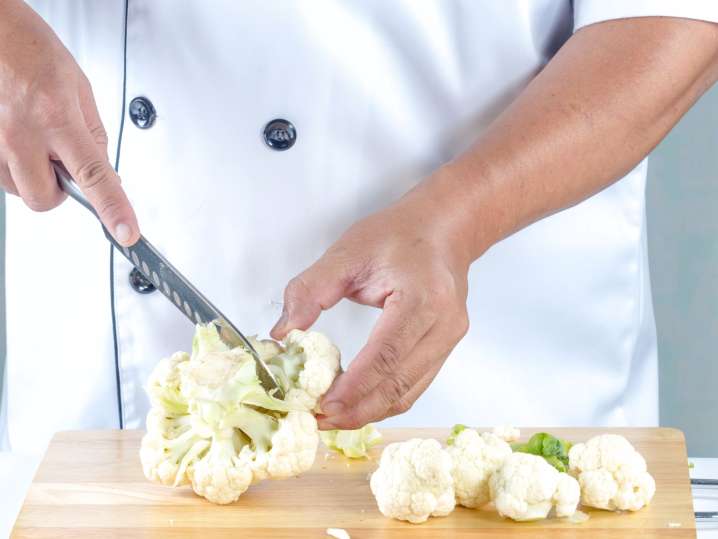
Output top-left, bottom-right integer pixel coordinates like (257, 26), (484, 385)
(573, 0), (718, 32)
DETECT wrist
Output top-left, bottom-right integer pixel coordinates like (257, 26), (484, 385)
(402, 162), (498, 267)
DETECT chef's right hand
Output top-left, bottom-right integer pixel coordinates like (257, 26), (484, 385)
(0, 0), (139, 246)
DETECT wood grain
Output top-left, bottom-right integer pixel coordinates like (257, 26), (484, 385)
(11, 428), (695, 538)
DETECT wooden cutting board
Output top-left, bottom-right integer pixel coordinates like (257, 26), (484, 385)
(12, 427), (695, 538)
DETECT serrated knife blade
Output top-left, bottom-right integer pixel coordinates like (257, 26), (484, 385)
(53, 161), (284, 399)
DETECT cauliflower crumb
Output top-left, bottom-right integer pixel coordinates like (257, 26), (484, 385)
(326, 528), (350, 539)
(565, 510), (590, 524)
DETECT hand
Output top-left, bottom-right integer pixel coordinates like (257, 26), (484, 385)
(0, 0), (139, 245)
(271, 175), (473, 429)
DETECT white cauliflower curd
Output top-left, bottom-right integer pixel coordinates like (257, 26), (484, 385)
(489, 452), (580, 521)
(568, 434), (656, 511)
(369, 438), (455, 524)
(445, 425), (512, 508)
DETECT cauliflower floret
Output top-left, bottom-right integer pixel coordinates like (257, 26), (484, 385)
(568, 434), (656, 511)
(249, 411), (319, 481)
(489, 452), (580, 521)
(146, 351), (190, 415)
(283, 330), (341, 411)
(446, 427), (512, 508)
(554, 472), (582, 517)
(187, 434), (253, 504)
(369, 438), (455, 524)
(492, 425), (521, 443)
(188, 411), (318, 503)
(260, 329), (341, 412)
(140, 426), (208, 487)
(267, 411), (318, 477)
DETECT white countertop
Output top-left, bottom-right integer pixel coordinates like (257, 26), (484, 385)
(1, 453), (717, 538)
(692, 458), (718, 537)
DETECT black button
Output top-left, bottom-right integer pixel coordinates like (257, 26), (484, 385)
(263, 119), (296, 151)
(129, 267), (156, 294)
(129, 97), (156, 129)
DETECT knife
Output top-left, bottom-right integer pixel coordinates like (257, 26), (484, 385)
(53, 161), (284, 399)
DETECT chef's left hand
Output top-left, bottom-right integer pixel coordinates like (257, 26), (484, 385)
(271, 176), (473, 429)
(271, 17), (718, 429)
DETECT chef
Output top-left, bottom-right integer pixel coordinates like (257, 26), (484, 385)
(1, 0), (718, 484)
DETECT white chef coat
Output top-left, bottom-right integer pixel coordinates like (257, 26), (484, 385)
(3, 1), (718, 470)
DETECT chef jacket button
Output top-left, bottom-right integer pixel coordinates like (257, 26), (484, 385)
(263, 119), (296, 151)
(129, 96), (157, 129)
(129, 267), (156, 294)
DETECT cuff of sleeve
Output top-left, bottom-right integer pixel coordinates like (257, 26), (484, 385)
(574, 0), (718, 32)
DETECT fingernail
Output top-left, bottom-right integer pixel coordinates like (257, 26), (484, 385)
(114, 223), (132, 245)
(322, 401), (345, 417)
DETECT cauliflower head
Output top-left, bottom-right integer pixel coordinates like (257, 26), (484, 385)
(445, 425), (512, 508)
(140, 324), (341, 504)
(369, 438), (455, 524)
(568, 434), (656, 511)
(489, 452), (580, 521)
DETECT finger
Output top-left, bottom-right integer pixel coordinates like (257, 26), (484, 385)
(0, 181), (19, 196)
(51, 113), (139, 246)
(379, 312), (468, 420)
(0, 163), (19, 195)
(6, 145), (65, 211)
(317, 360), (443, 430)
(320, 314), (468, 430)
(317, 359), (441, 430)
(270, 255), (354, 339)
(78, 76), (109, 151)
(319, 289), (435, 414)
(319, 329), (450, 430)
(383, 359), (444, 419)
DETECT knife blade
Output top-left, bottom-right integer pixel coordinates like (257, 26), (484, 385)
(53, 161), (284, 399)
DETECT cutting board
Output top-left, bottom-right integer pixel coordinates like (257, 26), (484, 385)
(12, 428), (695, 538)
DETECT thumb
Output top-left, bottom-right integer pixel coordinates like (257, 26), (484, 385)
(271, 257), (350, 339)
(52, 117), (139, 246)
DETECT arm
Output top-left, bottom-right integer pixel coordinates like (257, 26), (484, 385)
(429, 16), (718, 260)
(271, 17), (718, 429)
